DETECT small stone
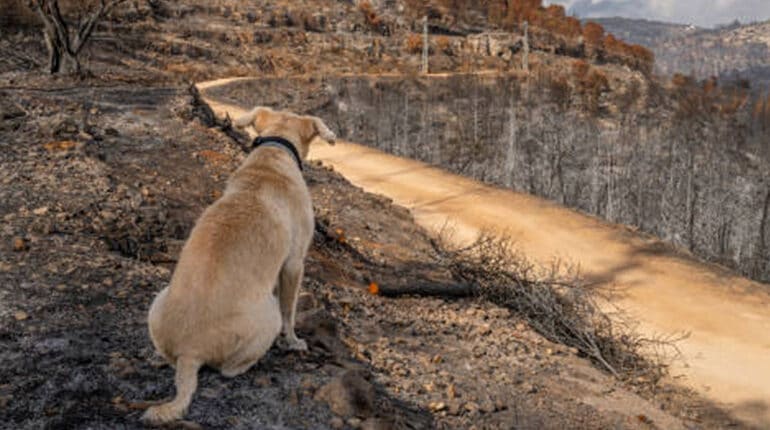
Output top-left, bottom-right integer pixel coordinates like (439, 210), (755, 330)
(329, 417), (344, 429)
(14, 311), (29, 321)
(464, 401), (479, 413)
(347, 417), (362, 428)
(32, 207), (48, 216)
(315, 370), (375, 418)
(254, 375), (271, 387)
(479, 399), (495, 413)
(12, 237), (28, 252)
(495, 398), (507, 411)
(429, 401), (446, 412)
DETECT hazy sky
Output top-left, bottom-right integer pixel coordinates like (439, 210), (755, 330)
(543, 0), (770, 27)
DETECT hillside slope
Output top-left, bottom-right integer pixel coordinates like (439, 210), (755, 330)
(594, 17), (770, 88)
(200, 78), (770, 429)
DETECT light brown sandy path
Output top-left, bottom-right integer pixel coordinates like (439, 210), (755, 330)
(197, 79), (770, 427)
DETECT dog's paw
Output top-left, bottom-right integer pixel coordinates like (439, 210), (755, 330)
(288, 337), (308, 351)
(277, 336), (308, 352)
(141, 403), (183, 426)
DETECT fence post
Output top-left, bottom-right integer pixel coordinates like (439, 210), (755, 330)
(523, 20), (529, 73)
(422, 16), (429, 74)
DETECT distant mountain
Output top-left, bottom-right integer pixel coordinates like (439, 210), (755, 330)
(590, 17), (699, 48)
(591, 17), (770, 90)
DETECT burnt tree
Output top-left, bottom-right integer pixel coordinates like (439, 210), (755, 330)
(31, 0), (125, 74)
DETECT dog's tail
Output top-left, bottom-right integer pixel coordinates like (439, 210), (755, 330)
(141, 356), (203, 424)
(233, 107), (261, 128)
(311, 116), (337, 144)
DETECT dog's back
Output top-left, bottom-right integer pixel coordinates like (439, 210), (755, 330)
(142, 107), (334, 425)
(148, 149), (312, 365)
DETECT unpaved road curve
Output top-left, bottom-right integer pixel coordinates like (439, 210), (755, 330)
(198, 79), (770, 427)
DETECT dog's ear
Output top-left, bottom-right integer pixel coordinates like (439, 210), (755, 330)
(233, 106), (272, 132)
(304, 115), (336, 145)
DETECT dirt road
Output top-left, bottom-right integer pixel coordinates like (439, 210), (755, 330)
(198, 79), (770, 427)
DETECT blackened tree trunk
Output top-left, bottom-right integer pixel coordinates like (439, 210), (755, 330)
(32, 0), (125, 75)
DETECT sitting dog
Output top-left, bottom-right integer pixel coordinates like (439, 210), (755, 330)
(142, 106), (336, 424)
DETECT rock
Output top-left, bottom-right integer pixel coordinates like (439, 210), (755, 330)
(447, 401), (462, 416)
(12, 237), (28, 252)
(254, 375), (272, 387)
(464, 401), (480, 413)
(52, 118), (79, 138)
(429, 401), (446, 412)
(347, 417), (362, 428)
(77, 130), (94, 141)
(32, 206), (48, 216)
(329, 417), (344, 429)
(314, 370), (375, 418)
(479, 398), (495, 413)
(14, 311), (29, 321)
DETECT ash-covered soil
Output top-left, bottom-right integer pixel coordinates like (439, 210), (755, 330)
(0, 80), (744, 430)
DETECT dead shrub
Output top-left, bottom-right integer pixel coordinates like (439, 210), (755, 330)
(571, 59), (589, 79)
(358, 1), (380, 27)
(435, 232), (679, 385)
(358, 0), (389, 35)
(435, 35), (452, 55)
(582, 22), (604, 46)
(405, 33), (422, 54)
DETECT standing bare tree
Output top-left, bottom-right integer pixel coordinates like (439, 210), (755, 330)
(31, 0), (126, 74)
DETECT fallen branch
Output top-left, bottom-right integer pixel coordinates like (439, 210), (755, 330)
(376, 282), (474, 298)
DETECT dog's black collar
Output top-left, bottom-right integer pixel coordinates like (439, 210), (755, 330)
(251, 136), (303, 171)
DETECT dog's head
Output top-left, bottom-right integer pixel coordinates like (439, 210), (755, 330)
(235, 106), (336, 159)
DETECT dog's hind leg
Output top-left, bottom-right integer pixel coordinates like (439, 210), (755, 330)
(277, 256), (307, 351)
(220, 294), (282, 377)
(141, 356), (202, 425)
